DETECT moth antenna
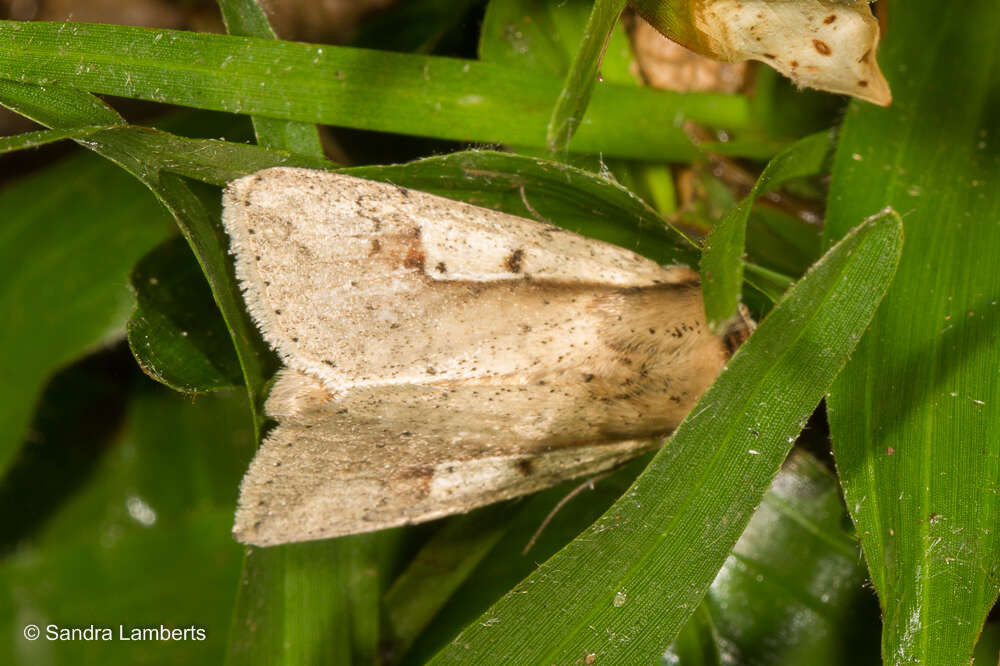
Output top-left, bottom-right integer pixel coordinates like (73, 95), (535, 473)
(517, 185), (552, 226)
(522, 469), (616, 556)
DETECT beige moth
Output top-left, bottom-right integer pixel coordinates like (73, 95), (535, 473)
(222, 168), (750, 547)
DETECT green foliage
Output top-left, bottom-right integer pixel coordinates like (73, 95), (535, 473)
(699, 129), (834, 331)
(823, 0), (1000, 661)
(0, 0), (996, 664)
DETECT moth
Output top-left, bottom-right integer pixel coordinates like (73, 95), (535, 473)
(632, 0), (892, 106)
(222, 168), (750, 547)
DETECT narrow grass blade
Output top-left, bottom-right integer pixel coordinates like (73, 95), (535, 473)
(0, 76), (122, 126)
(82, 126), (333, 185)
(545, 0), (627, 155)
(430, 209), (902, 664)
(0, 126), (112, 154)
(0, 20), (751, 161)
(217, 0), (324, 157)
(700, 129), (833, 331)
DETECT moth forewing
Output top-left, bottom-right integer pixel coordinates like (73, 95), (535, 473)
(223, 168), (749, 547)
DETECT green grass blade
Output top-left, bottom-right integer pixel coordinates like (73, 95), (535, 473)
(822, 0), (1000, 662)
(217, 0), (276, 38)
(545, 0), (627, 155)
(430, 209), (902, 664)
(700, 129), (833, 331)
(82, 126), (333, 185)
(0, 20), (751, 161)
(217, 0), (324, 156)
(384, 505), (511, 660)
(225, 533), (393, 666)
(0, 80), (332, 181)
(0, 126), (112, 154)
(225, 543), (352, 666)
(0, 76), (122, 127)
(743, 262), (795, 302)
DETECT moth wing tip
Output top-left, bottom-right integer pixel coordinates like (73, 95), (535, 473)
(860, 74), (892, 107)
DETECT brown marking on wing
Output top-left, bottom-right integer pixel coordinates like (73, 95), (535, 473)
(505, 248), (525, 273)
(813, 39), (832, 56)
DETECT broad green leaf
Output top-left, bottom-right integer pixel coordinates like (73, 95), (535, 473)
(822, 0), (1000, 662)
(430, 209), (902, 664)
(0, 150), (172, 477)
(700, 129), (833, 331)
(545, 0), (627, 154)
(217, 0), (324, 156)
(683, 450), (879, 665)
(0, 79), (279, 431)
(0, 20), (751, 161)
(0, 364), (251, 665)
(128, 236), (242, 393)
(1, 514), (239, 665)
